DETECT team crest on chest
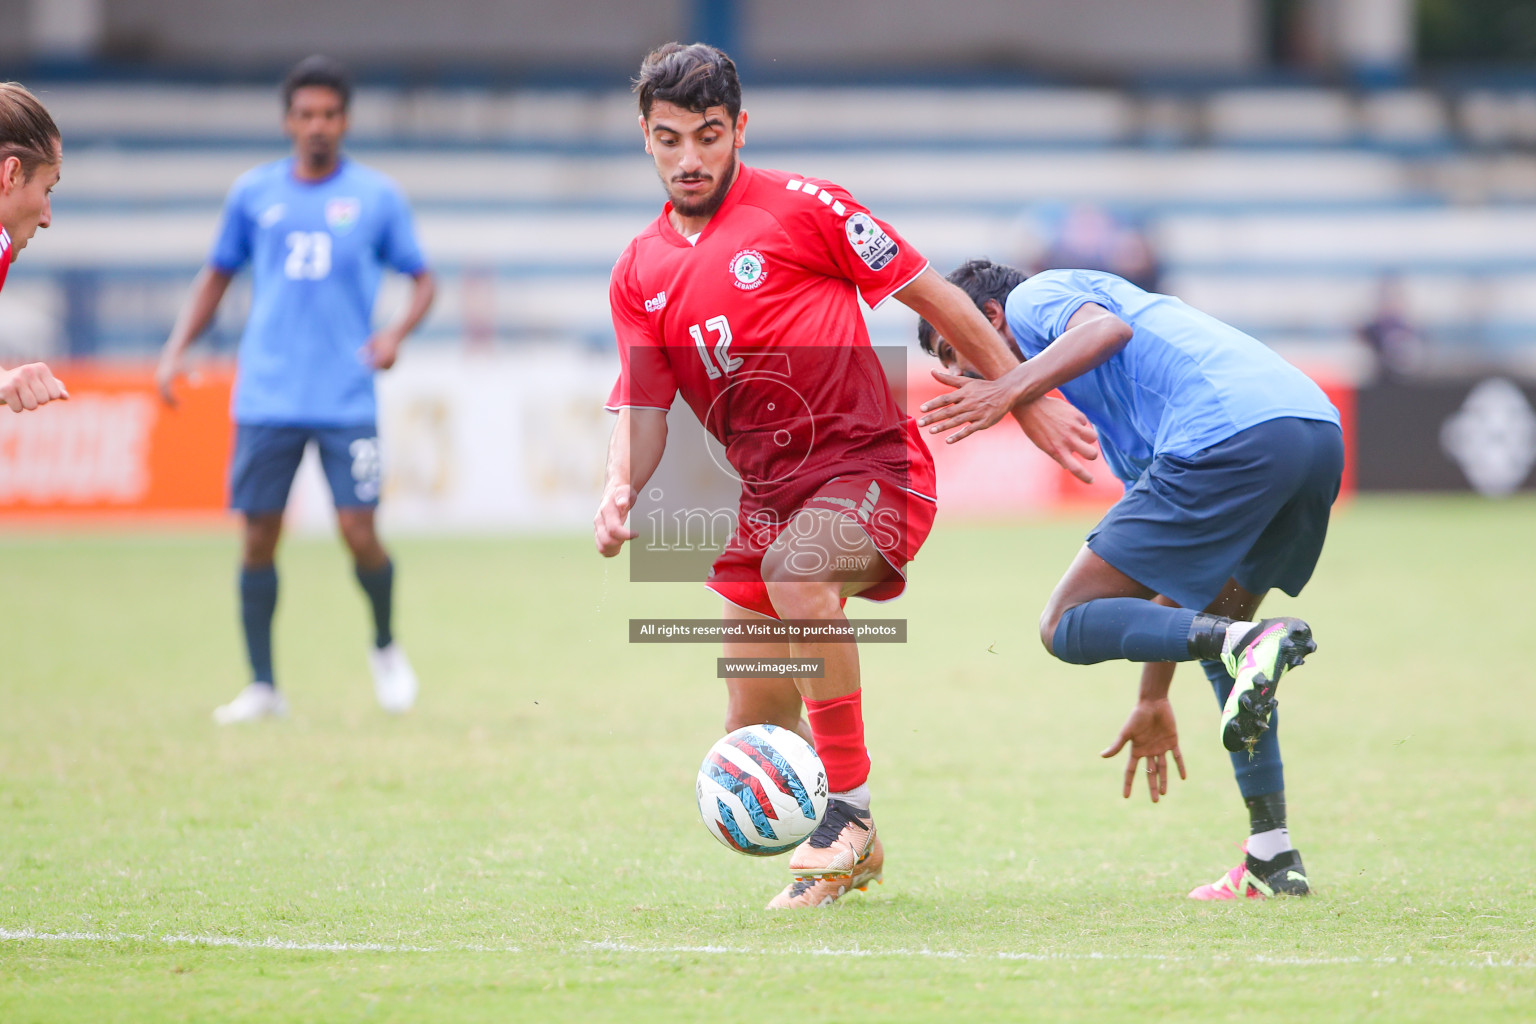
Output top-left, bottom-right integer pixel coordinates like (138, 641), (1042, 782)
(325, 197), (361, 233)
(729, 249), (768, 291)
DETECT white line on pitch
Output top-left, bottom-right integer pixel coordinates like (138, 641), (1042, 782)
(585, 940), (1536, 970)
(0, 928), (519, 955)
(3, 929), (1531, 971)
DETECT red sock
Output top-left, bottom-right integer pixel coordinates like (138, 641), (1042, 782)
(803, 690), (870, 792)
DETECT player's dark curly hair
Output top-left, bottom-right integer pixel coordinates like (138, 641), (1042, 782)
(0, 82), (60, 180)
(916, 258), (1030, 357)
(633, 42), (741, 122)
(283, 55), (353, 112)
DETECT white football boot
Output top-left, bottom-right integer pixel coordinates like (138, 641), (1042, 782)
(213, 682), (288, 724)
(368, 642), (418, 713)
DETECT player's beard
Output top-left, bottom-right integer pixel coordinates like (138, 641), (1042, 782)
(301, 135), (340, 174)
(666, 156), (738, 220)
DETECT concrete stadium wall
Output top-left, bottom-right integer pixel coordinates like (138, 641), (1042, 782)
(89, 0), (1256, 73)
(102, 0), (686, 67)
(0, 0), (30, 59)
(748, 0), (1259, 74)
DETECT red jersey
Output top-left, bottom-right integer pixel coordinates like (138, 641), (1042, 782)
(606, 164), (937, 514)
(0, 226), (11, 295)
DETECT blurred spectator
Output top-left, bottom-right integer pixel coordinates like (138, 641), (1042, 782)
(1357, 275), (1423, 379)
(1033, 203), (1162, 292)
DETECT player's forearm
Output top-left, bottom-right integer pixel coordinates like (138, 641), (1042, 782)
(605, 408), (668, 494)
(1137, 661), (1176, 702)
(387, 270), (437, 340)
(896, 269), (1021, 381)
(163, 267), (233, 354)
(995, 315), (1133, 409)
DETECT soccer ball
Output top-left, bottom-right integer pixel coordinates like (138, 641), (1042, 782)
(696, 724), (828, 856)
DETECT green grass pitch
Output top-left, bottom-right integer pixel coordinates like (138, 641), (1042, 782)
(1, 496), (1533, 1022)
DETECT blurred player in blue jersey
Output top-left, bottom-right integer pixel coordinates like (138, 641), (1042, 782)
(157, 56), (436, 723)
(916, 260), (1343, 901)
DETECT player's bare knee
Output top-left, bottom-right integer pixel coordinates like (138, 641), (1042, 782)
(337, 510), (385, 564)
(241, 514), (282, 567)
(762, 577), (840, 621)
(1038, 604), (1063, 655)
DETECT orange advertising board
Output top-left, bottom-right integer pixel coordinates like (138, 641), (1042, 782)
(0, 363), (234, 523)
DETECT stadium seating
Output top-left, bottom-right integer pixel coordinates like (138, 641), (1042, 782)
(7, 82), (1536, 373)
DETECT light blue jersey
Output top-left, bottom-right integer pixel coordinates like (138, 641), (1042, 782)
(1005, 269), (1339, 484)
(210, 157), (427, 425)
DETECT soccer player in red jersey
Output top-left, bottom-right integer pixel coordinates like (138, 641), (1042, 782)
(594, 43), (1099, 909)
(0, 82), (67, 413)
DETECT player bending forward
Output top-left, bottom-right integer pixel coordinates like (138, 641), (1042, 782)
(917, 260), (1343, 900)
(158, 57), (436, 723)
(595, 45), (1099, 909)
(0, 82), (67, 413)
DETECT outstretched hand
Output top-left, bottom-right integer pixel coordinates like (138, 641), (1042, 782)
(1013, 394), (1099, 484)
(1101, 697), (1187, 803)
(919, 370), (1099, 483)
(918, 370), (1020, 443)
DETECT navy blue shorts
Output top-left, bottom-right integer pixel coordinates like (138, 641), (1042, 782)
(229, 423), (382, 514)
(1087, 417), (1344, 612)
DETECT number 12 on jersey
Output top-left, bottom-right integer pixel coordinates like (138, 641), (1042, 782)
(690, 315), (742, 379)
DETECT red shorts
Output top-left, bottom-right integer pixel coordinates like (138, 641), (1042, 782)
(706, 472), (938, 620)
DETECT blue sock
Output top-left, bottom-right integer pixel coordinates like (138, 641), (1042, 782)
(1202, 658), (1285, 798)
(355, 559), (394, 649)
(1051, 599), (1199, 665)
(239, 564), (278, 686)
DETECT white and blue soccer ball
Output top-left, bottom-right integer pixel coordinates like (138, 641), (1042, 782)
(696, 724), (828, 856)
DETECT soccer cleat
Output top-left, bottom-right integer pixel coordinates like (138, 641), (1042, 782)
(787, 799), (878, 877)
(1188, 844), (1311, 901)
(766, 799), (883, 910)
(767, 836), (884, 909)
(213, 682), (288, 724)
(368, 642), (418, 713)
(1219, 617), (1315, 754)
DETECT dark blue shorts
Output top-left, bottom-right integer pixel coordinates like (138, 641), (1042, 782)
(1087, 417), (1344, 612)
(229, 423), (382, 514)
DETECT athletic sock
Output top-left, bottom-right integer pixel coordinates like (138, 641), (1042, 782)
(830, 783), (871, 812)
(354, 559), (394, 650)
(1247, 827), (1293, 862)
(1051, 599), (1199, 665)
(803, 690), (870, 793)
(239, 564), (278, 686)
(1246, 789), (1288, 832)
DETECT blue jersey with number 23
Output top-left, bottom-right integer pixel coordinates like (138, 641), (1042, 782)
(210, 157), (426, 425)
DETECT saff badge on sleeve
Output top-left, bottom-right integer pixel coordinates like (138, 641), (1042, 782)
(844, 212), (899, 271)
